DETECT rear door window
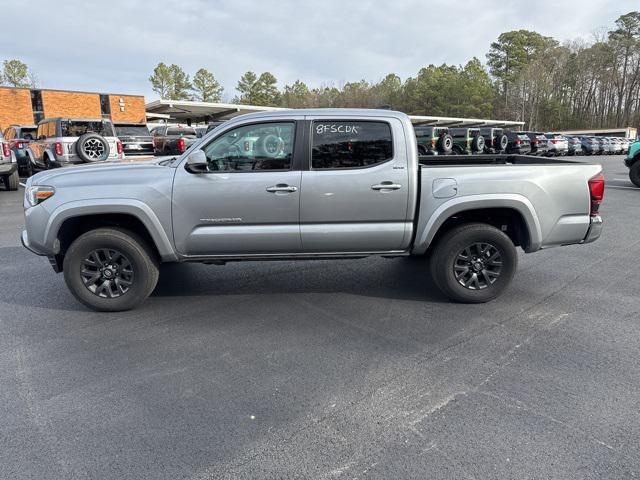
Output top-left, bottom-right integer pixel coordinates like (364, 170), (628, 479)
(312, 121), (393, 169)
(61, 120), (115, 137)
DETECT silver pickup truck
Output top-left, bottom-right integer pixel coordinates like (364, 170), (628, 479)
(21, 109), (604, 311)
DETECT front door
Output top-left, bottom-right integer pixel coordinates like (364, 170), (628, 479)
(300, 118), (410, 252)
(172, 120), (302, 256)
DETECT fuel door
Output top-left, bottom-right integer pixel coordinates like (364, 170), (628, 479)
(432, 178), (458, 199)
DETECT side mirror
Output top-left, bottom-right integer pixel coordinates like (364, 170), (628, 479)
(185, 150), (208, 173)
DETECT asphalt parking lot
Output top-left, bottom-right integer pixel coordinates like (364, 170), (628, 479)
(1, 155), (639, 479)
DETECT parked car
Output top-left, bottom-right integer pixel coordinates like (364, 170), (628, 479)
(579, 136), (600, 155)
(522, 132), (549, 156)
(20, 109), (604, 311)
(479, 127), (508, 154)
(0, 131), (18, 190)
(625, 139), (640, 187)
(3, 124), (37, 176)
(27, 118), (123, 170)
(563, 136), (582, 156)
(609, 137), (623, 155)
(449, 127), (485, 154)
(621, 138), (630, 155)
(599, 137), (615, 155)
(152, 125), (198, 155)
(114, 124), (154, 156)
(504, 131), (532, 154)
(414, 126), (453, 155)
(545, 134), (569, 156)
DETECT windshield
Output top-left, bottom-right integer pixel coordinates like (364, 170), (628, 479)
(167, 127), (196, 137)
(115, 125), (150, 136)
(61, 120), (115, 137)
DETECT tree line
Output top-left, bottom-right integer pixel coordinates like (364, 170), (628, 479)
(150, 11), (640, 130)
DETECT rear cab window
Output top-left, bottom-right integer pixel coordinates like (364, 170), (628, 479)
(167, 127), (197, 137)
(311, 121), (393, 169)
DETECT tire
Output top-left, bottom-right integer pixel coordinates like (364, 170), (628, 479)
(498, 134), (508, 151)
(5, 170), (19, 191)
(63, 228), (159, 311)
(471, 135), (485, 152)
(630, 161), (640, 188)
(437, 134), (453, 154)
(20, 159), (33, 177)
(75, 133), (110, 162)
(429, 223), (517, 303)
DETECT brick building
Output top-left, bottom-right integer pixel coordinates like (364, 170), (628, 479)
(0, 87), (146, 131)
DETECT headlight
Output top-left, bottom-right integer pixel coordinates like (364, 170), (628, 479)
(25, 186), (55, 207)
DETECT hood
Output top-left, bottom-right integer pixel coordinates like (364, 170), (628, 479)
(30, 157), (176, 187)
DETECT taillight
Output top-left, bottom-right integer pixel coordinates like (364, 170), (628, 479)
(532, 139), (539, 145)
(431, 138), (437, 148)
(588, 173), (604, 217)
(2, 143), (9, 157)
(54, 142), (64, 156)
(515, 139), (521, 145)
(16, 141), (24, 149)
(176, 138), (186, 153)
(116, 141), (123, 155)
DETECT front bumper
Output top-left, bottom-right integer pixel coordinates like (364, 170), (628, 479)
(582, 216), (603, 244)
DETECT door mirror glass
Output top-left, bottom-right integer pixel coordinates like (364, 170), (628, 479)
(185, 149), (208, 173)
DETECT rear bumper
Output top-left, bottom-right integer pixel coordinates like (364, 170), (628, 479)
(0, 163), (17, 175)
(582, 216), (603, 244)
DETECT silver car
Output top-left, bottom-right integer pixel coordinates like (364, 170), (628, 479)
(545, 133), (569, 156)
(27, 117), (123, 170)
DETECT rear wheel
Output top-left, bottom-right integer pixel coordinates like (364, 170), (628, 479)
(630, 161), (640, 188)
(429, 223), (517, 303)
(4, 170), (19, 191)
(63, 228), (159, 311)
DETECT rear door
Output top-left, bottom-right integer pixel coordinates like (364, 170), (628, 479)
(172, 119), (304, 256)
(299, 116), (410, 252)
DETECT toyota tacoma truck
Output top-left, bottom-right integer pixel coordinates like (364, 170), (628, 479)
(21, 109), (605, 311)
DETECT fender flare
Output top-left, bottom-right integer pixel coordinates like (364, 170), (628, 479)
(412, 194), (543, 254)
(43, 199), (178, 261)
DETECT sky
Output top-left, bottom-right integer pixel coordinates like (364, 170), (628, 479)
(0, 0), (638, 101)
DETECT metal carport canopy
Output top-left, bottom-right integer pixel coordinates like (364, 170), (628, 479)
(145, 99), (525, 128)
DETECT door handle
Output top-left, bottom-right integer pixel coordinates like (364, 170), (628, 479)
(266, 184), (298, 193)
(371, 181), (402, 191)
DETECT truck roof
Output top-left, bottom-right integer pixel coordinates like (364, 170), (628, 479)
(230, 108), (410, 122)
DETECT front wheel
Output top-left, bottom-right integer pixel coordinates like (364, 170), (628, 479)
(429, 223), (517, 303)
(63, 228), (159, 311)
(629, 161), (640, 188)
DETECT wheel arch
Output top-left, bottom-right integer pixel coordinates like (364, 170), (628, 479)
(412, 195), (542, 255)
(45, 200), (178, 271)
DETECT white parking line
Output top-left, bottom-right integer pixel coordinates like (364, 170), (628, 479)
(607, 185), (639, 191)
(613, 178), (631, 182)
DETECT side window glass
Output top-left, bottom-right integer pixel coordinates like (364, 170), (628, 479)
(312, 121), (393, 169)
(202, 122), (295, 171)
